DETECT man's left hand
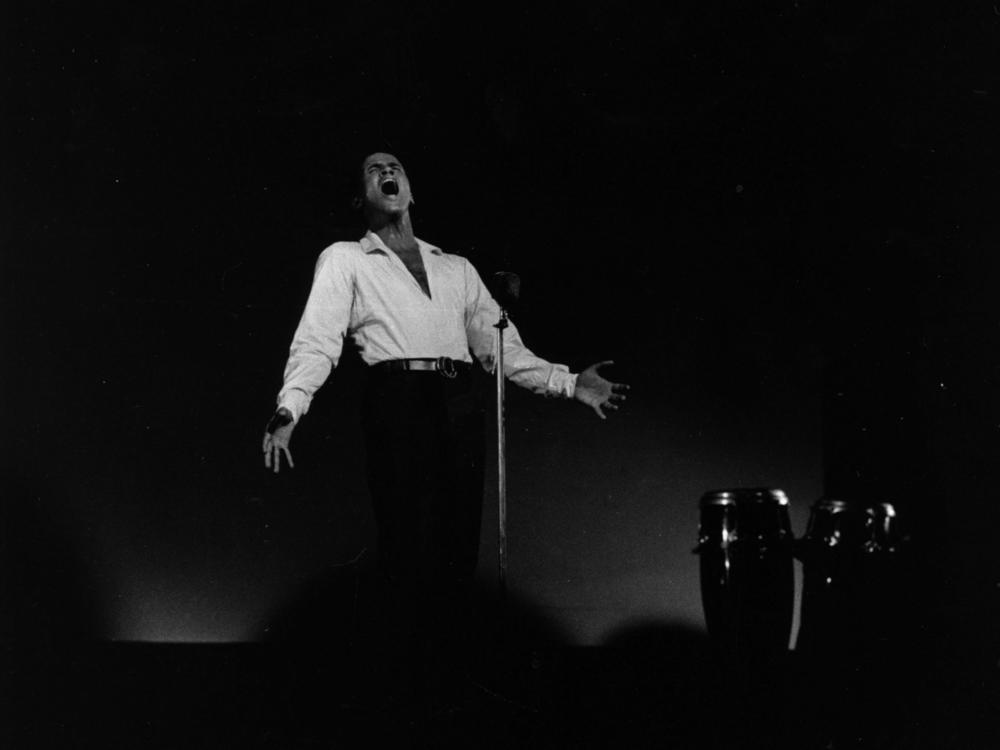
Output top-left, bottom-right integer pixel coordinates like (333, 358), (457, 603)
(574, 361), (630, 420)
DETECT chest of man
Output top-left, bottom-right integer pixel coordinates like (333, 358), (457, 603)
(350, 247), (466, 327)
(390, 244), (431, 299)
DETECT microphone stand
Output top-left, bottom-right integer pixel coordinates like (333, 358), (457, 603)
(494, 304), (509, 607)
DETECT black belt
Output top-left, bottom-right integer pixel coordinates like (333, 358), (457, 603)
(372, 357), (472, 378)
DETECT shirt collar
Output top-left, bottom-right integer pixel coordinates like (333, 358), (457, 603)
(361, 230), (443, 256)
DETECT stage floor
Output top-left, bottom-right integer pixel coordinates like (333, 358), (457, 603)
(6, 636), (988, 750)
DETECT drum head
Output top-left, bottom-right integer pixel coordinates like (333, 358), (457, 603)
(700, 488), (788, 508)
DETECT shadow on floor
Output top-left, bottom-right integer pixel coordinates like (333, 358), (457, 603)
(3, 547), (986, 749)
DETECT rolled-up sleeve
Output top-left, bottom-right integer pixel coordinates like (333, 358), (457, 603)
(463, 259), (577, 398)
(277, 245), (354, 422)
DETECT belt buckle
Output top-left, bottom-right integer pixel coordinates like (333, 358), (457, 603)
(437, 356), (457, 379)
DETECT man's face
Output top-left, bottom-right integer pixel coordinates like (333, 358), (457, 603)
(360, 152), (413, 214)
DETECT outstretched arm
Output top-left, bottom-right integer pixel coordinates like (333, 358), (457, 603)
(263, 244), (354, 472)
(573, 360), (630, 419)
(463, 260), (577, 398)
(276, 245), (355, 422)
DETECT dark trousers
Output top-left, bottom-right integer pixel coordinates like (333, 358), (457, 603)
(361, 365), (486, 679)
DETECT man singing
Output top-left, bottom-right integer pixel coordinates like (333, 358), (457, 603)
(261, 152), (627, 691)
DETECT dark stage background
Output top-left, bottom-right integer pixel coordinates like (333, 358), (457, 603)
(4, 1), (999, 746)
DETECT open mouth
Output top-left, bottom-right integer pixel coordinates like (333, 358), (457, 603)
(380, 179), (399, 196)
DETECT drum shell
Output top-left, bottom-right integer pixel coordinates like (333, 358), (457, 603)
(796, 500), (866, 654)
(857, 503), (904, 645)
(696, 489), (795, 659)
(796, 500), (903, 656)
(794, 500), (907, 747)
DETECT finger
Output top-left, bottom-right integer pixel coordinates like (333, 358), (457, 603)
(272, 446), (281, 474)
(592, 403), (606, 420)
(593, 360), (615, 372)
(606, 402), (619, 411)
(264, 444), (272, 469)
(611, 383), (630, 393)
(262, 434), (270, 452)
(282, 446), (295, 469)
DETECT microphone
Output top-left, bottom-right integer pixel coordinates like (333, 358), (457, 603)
(491, 271), (521, 310)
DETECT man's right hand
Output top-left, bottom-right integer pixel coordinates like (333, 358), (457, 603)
(263, 409), (296, 473)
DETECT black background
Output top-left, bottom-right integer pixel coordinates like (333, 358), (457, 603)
(3, 0), (999, 744)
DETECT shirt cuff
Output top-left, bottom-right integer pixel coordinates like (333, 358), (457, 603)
(277, 389), (310, 424)
(547, 368), (578, 399)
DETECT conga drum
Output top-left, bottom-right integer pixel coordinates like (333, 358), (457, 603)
(863, 502), (900, 554)
(795, 499), (905, 747)
(858, 502), (903, 644)
(695, 488), (795, 660)
(794, 498), (868, 655)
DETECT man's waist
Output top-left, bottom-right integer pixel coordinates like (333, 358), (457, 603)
(370, 357), (473, 378)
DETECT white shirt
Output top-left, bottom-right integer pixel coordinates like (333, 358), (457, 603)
(277, 230), (578, 422)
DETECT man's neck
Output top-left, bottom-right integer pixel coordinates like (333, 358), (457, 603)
(367, 210), (417, 252)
